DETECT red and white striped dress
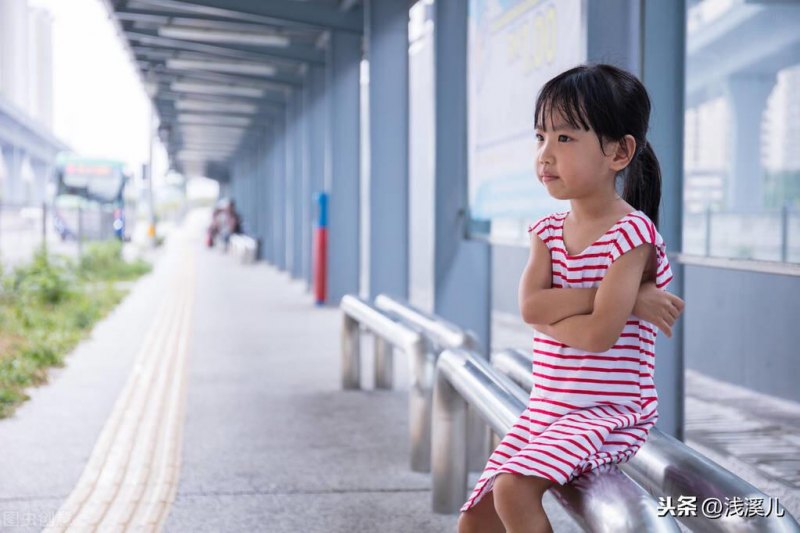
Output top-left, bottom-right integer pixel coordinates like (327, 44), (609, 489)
(462, 209), (673, 512)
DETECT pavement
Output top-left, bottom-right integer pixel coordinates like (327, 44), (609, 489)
(0, 207), (796, 532)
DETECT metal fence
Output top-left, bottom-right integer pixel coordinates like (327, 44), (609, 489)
(0, 201), (119, 271)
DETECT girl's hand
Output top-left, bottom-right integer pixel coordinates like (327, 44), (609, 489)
(633, 282), (685, 338)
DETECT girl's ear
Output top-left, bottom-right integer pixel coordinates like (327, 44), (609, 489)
(609, 134), (636, 172)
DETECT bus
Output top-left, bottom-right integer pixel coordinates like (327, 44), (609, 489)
(52, 154), (129, 241)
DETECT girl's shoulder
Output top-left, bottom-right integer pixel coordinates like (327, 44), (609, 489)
(527, 211), (569, 236)
(611, 210), (673, 289)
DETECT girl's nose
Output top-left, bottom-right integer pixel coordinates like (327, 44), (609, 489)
(538, 144), (554, 165)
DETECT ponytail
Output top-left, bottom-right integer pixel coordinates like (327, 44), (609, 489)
(622, 140), (661, 228)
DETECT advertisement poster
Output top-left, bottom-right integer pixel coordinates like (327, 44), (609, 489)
(468, 0), (586, 241)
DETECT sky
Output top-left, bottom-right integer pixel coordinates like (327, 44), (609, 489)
(30, 0), (170, 183)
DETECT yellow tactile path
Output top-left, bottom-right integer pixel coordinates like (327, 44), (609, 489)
(44, 245), (196, 533)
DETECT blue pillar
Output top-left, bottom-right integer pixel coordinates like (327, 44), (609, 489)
(642, 0), (686, 441)
(292, 89), (305, 280)
(326, 30), (362, 304)
(263, 125), (276, 264)
(725, 74), (775, 211)
(285, 96), (296, 273)
(273, 115), (287, 270)
(306, 64), (327, 288)
(366, 0), (409, 301)
(299, 79), (312, 289)
(587, 0), (640, 74)
(433, 0), (491, 354)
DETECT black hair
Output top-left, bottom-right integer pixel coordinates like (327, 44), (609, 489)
(534, 63), (662, 227)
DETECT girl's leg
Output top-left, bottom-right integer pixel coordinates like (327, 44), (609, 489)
(493, 473), (555, 533)
(458, 490), (505, 533)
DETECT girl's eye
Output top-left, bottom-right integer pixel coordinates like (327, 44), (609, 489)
(558, 135), (570, 142)
(534, 134), (571, 143)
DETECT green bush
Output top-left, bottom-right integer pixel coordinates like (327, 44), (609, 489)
(10, 248), (73, 305)
(79, 241), (151, 281)
(0, 243), (148, 418)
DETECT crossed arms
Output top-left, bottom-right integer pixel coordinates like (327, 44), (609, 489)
(519, 231), (684, 353)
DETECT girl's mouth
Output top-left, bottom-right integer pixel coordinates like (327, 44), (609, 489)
(541, 175), (559, 183)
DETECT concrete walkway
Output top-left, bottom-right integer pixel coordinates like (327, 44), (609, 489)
(0, 211), (459, 532)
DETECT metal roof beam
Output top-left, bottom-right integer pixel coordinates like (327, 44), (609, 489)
(133, 56), (302, 87)
(154, 0), (363, 33)
(126, 29), (324, 65)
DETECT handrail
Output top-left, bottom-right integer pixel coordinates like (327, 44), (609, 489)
(433, 348), (681, 532)
(492, 348), (800, 533)
(373, 294), (488, 471)
(339, 295), (433, 473)
(374, 294), (479, 351)
(229, 234), (258, 263)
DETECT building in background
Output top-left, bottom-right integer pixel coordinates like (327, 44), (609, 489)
(0, 0), (63, 207)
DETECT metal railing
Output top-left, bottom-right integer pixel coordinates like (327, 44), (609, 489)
(229, 234), (258, 263)
(373, 294), (489, 472)
(433, 348), (681, 532)
(340, 295), (433, 472)
(492, 348), (800, 533)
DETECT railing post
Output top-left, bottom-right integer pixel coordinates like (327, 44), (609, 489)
(408, 337), (433, 472)
(374, 336), (393, 389)
(463, 332), (490, 473)
(341, 313), (360, 389)
(432, 358), (468, 514)
(781, 203), (789, 263)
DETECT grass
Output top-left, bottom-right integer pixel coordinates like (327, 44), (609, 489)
(0, 241), (151, 418)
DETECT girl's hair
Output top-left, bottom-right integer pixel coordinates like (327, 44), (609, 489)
(534, 63), (662, 227)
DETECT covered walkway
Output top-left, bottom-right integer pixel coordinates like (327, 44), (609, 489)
(1, 212), (798, 531)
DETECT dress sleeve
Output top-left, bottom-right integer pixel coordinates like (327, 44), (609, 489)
(609, 214), (673, 290)
(527, 214), (553, 244)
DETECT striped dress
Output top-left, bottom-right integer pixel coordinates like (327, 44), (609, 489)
(462, 209), (674, 512)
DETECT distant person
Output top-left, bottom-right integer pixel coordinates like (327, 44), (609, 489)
(219, 199), (242, 251)
(206, 206), (223, 247)
(458, 63), (685, 533)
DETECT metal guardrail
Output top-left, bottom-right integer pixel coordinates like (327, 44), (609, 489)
(373, 294), (489, 472)
(229, 234), (258, 263)
(374, 294), (480, 351)
(433, 348), (681, 532)
(340, 295), (434, 472)
(492, 348), (800, 533)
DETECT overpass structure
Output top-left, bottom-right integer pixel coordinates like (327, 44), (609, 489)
(0, 97), (67, 207)
(686, 0), (800, 210)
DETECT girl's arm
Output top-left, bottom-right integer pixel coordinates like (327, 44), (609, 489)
(519, 231), (598, 324)
(535, 244), (651, 353)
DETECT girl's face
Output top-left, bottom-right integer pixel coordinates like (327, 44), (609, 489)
(534, 110), (618, 201)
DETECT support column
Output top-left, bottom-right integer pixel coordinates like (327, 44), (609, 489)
(274, 115), (287, 270)
(725, 74), (775, 211)
(263, 125), (276, 264)
(285, 97), (296, 274)
(307, 64), (327, 288)
(292, 89), (305, 279)
(433, 0), (490, 352)
(299, 78), (311, 288)
(642, 0), (686, 440)
(366, 0), (410, 301)
(434, 0), (491, 472)
(586, 0), (640, 74)
(325, 31), (362, 304)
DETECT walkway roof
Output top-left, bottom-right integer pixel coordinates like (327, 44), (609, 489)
(100, 0), (365, 182)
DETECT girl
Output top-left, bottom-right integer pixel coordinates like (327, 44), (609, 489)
(459, 63), (685, 533)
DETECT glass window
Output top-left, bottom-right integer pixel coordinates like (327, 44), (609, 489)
(684, 0), (800, 263)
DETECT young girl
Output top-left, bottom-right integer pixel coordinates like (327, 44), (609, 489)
(459, 63), (685, 533)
